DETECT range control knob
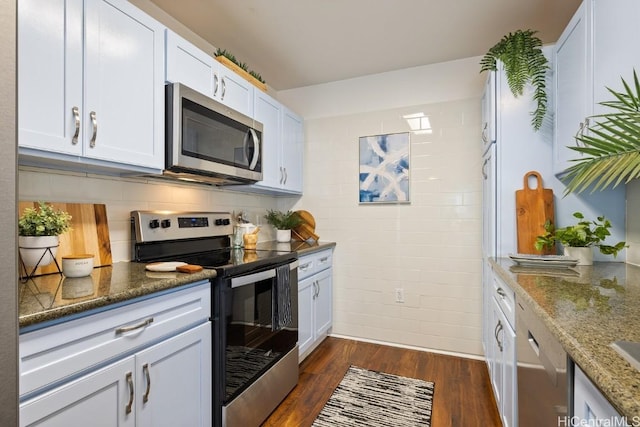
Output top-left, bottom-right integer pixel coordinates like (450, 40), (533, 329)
(214, 218), (223, 226)
(149, 219), (160, 229)
(161, 219), (171, 228)
(222, 218), (231, 225)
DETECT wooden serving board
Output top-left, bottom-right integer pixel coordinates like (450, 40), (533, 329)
(19, 202), (112, 275)
(515, 171), (555, 255)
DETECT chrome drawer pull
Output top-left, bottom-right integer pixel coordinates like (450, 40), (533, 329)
(496, 287), (507, 298)
(72, 106), (80, 145)
(142, 363), (151, 403)
(125, 372), (134, 414)
(319, 257), (328, 263)
(115, 317), (154, 335)
(221, 78), (226, 100)
(89, 111), (97, 148)
(213, 73), (219, 96)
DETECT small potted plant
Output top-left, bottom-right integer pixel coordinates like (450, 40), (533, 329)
(264, 209), (303, 243)
(535, 212), (626, 265)
(18, 202), (72, 267)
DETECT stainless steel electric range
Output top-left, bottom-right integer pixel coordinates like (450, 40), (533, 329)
(131, 211), (299, 427)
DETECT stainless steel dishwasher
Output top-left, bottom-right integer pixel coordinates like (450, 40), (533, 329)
(516, 296), (569, 426)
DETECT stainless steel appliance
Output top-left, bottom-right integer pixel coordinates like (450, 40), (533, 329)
(131, 211), (298, 427)
(516, 295), (568, 426)
(164, 83), (263, 185)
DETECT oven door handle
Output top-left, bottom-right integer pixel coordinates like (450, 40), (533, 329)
(231, 269), (276, 288)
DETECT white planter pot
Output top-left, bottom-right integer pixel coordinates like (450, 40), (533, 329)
(564, 246), (593, 266)
(19, 235), (59, 267)
(276, 229), (291, 243)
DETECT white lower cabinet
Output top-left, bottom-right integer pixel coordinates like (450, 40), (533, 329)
(573, 364), (627, 426)
(298, 249), (333, 361)
(485, 271), (516, 427)
(19, 282), (212, 427)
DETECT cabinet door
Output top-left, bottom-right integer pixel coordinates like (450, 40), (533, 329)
(20, 356), (136, 427)
(83, 0), (164, 170)
(314, 268), (332, 338)
(481, 145), (496, 259)
(281, 107), (304, 194)
(253, 91), (282, 189)
(501, 316), (516, 427)
(218, 66), (254, 117)
(489, 299), (503, 410)
(573, 364), (625, 424)
(18, 0), (83, 156)
(165, 30), (216, 98)
(592, 0), (640, 115)
(553, 1), (589, 175)
(136, 323), (211, 427)
(481, 72), (496, 150)
(297, 276), (314, 360)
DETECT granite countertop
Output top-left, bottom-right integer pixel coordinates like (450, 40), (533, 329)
(491, 258), (640, 420)
(19, 240), (336, 330)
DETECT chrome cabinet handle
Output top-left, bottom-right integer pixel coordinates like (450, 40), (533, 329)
(221, 78), (226, 100)
(495, 320), (504, 352)
(481, 122), (488, 143)
(72, 107), (80, 145)
(115, 317), (154, 335)
(125, 372), (134, 414)
(481, 157), (489, 179)
(142, 363), (151, 403)
(89, 111), (97, 148)
(283, 167), (288, 185)
(213, 73), (219, 97)
(319, 257), (328, 263)
(496, 287), (506, 298)
(299, 262), (312, 271)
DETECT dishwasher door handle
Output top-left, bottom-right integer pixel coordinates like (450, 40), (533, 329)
(528, 330), (559, 386)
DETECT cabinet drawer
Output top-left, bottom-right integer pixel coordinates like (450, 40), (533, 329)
(20, 281), (211, 398)
(298, 248), (334, 280)
(314, 249), (333, 273)
(492, 274), (515, 329)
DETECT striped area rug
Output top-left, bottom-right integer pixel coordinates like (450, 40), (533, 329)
(312, 366), (435, 427)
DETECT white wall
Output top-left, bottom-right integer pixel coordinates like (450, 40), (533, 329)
(280, 58), (486, 356)
(18, 168), (298, 262)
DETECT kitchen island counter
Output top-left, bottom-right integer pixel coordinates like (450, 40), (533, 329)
(491, 258), (640, 421)
(19, 261), (217, 329)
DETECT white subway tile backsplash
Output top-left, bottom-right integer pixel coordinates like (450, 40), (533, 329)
(291, 96), (483, 356)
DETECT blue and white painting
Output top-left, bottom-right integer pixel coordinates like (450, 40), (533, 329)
(359, 132), (410, 203)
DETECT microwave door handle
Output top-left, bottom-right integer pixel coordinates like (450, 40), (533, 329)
(247, 128), (260, 170)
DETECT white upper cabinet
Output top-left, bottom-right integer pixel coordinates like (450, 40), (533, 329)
(554, 0), (640, 175)
(18, 0), (165, 173)
(281, 106), (304, 194)
(165, 29), (216, 98)
(239, 91), (304, 195)
(165, 29), (254, 117)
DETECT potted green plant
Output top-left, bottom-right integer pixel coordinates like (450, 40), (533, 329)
(534, 212), (626, 265)
(264, 209), (303, 242)
(480, 29), (549, 131)
(18, 202), (72, 267)
(562, 70), (640, 194)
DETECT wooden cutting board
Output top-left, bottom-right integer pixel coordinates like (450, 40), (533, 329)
(293, 210), (319, 242)
(515, 171), (555, 255)
(19, 202), (112, 275)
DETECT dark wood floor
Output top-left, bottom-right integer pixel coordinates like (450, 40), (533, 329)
(262, 337), (502, 426)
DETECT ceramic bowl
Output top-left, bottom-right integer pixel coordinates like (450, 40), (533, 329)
(62, 254), (94, 278)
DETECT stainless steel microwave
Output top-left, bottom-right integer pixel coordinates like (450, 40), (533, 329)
(164, 82), (263, 185)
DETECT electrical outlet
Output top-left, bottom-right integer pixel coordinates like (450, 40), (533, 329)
(395, 288), (404, 303)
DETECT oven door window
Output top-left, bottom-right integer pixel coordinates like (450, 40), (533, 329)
(224, 272), (296, 402)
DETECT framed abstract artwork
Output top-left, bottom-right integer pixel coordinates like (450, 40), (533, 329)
(359, 132), (410, 204)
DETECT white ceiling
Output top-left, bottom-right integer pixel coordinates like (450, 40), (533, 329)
(148, 0), (582, 91)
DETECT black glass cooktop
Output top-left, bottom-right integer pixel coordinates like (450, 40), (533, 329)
(150, 248), (296, 277)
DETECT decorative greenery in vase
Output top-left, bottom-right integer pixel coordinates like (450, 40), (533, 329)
(562, 70), (640, 194)
(19, 202), (72, 236)
(480, 29), (549, 131)
(263, 209), (303, 230)
(534, 212), (626, 257)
